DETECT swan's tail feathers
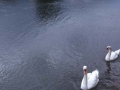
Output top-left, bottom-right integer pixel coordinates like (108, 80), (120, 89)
(115, 49), (120, 55)
(93, 69), (99, 78)
(118, 49), (120, 55)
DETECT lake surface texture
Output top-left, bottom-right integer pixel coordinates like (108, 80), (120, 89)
(0, 0), (120, 90)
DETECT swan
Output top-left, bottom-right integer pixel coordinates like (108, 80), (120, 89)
(81, 66), (99, 90)
(105, 46), (120, 61)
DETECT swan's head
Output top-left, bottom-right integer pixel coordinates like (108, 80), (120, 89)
(83, 66), (87, 70)
(83, 66), (87, 74)
(106, 46), (112, 50)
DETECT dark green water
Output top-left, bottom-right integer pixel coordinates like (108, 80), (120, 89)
(0, 0), (120, 90)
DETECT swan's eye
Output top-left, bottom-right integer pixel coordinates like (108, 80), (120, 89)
(106, 48), (108, 50)
(84, 69), (86, 71)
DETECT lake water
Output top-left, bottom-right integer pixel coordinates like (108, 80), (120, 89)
(0, 0), (120, 90)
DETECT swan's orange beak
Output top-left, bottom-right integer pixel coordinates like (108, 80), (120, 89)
(84, 69), (87, 75)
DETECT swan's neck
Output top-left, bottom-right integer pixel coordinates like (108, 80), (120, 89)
(108, 49), (111, 60)
(84, 74), (88, 90)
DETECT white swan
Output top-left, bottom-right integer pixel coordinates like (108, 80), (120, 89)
(105, 46), (120, 61)
(81, 66), (99, 90)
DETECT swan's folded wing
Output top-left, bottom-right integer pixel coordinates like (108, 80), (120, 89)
(111, 51), (118, 60)
(93, 70), (99, 78)
(88, 70), (99, 89)
(87, 73), (92, 79)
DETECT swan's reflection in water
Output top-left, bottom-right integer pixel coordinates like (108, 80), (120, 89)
(106, 61), (111, 73)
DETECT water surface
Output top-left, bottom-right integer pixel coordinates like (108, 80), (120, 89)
(0, 0), (120, 90)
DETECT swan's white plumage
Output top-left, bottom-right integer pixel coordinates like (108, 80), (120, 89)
(81, 68), (99, 90)
(83, 66), (87, 70)
(105, 46), (120, 61)
(115, 49), (120, 55)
